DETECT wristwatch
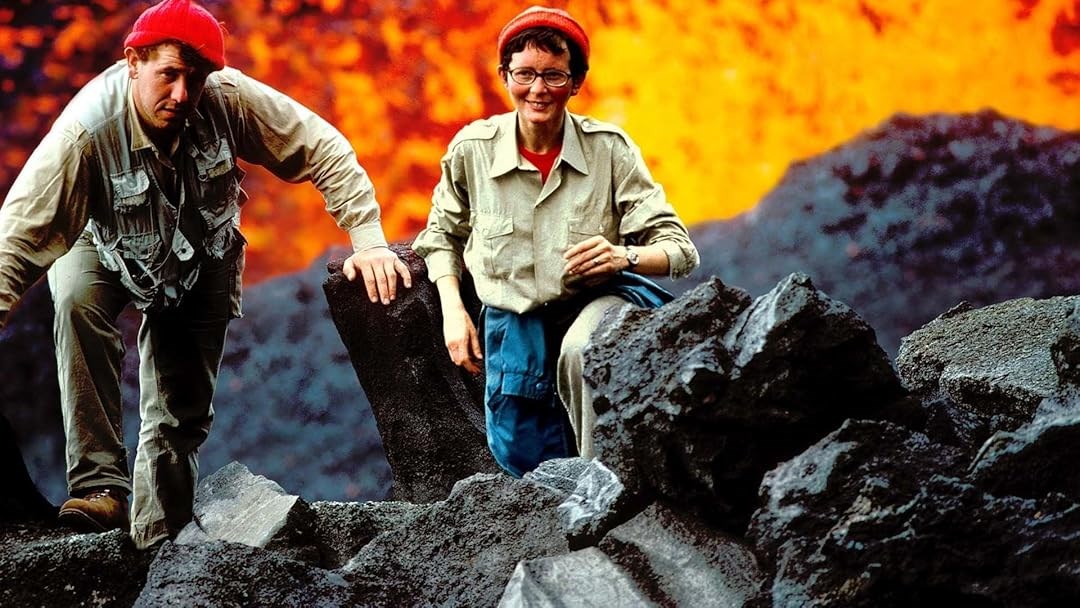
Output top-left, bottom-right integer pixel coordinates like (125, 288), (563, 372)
(625, 246), (640, 268)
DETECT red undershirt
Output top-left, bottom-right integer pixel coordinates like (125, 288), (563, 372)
(519, 144), (562, 183)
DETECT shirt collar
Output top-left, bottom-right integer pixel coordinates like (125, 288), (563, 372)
(489, 110), (590, 178)
(127, 84), (155, 153)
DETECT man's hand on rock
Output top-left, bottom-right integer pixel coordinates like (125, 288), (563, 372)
(343, 247), (413, 305)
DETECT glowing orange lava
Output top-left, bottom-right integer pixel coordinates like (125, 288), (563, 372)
(1, 0), (1077, 281)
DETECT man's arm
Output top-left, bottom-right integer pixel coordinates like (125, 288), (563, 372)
(0, 126), (94, 326)
(214, 68), (410, 303)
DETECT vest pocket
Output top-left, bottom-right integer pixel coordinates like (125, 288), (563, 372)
(109, 168), (157, 260)
(192, 139), (240, 224)
(118, 232), (161, 263)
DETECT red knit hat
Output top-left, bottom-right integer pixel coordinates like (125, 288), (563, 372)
(124, 0), (225, 71)
(497, 6), (590, 63)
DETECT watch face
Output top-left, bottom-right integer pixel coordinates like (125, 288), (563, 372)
(627, 248), (640, 266)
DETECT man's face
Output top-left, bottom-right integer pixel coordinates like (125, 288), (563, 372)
(124, 43), (210, 139)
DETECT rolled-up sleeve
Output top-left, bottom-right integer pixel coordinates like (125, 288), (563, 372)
(219, 69), (388, 252)
(0, 124), (93, 321)
(412, 145), (473, 282)
(613, 138), (700, 279)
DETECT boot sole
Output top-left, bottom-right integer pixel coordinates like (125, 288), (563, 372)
(58, 508), (124, 533)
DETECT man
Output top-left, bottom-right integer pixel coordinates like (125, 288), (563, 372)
(0, 0), (410, 549)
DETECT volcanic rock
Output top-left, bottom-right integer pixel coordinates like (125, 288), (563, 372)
(896, 295), (1079, 452)
(323, 243), (499, 503)
(0, 528), (152, 607)
(680, 110), (1080, 357)
(175, 461), (319, 565)
(586, 272), (905, 531)
(310, 500), (426, 569)
(598, 502), (766, 607)
(499, 547), (656, 607)
(342, 472), (571, 607)
(135, 540), (356, 607)
(748, 416), (1080, 607)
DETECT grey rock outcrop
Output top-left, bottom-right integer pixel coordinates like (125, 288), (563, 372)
(323, 244), (499, 503)
(748, 303), (1080, 607)
(175, 461), (319, 564)
(748, 415), (1080, 606)
(598, 503), (766, 607)
(135, 540), (356, 607)
(0, 528), (152, 607)
(679, 110), (1080, 357)
(499, 547), (657, 607)
(969, 407), (1080, 502)
(897, 295), (1079, 452)
(343, 472), (571, 606)
(587, 272), (906, 531)
(552, 458), (637, 549)
(311, 500), (427, 569)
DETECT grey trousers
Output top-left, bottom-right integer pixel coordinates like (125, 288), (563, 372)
(47, 234), (235, 548)
(556, 295), (625, 459)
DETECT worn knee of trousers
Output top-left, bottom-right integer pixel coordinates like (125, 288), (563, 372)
(53, 281), (117, 336)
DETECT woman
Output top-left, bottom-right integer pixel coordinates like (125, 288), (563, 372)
(413, 6), (699, 477)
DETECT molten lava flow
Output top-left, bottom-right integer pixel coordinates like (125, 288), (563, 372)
(1, 0), (1078, 281)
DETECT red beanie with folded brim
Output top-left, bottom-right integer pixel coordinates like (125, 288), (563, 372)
(124, 0), (225, 71)
(497, 6), (590, 63)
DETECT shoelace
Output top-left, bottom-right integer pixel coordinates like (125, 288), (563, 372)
(84, 489), (114, 502)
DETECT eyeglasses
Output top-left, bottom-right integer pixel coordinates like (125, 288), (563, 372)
(506, 67), (573, 88)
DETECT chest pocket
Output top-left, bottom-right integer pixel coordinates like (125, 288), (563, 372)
(568, 213), (617, 249)
(191, 138), (242, 230)
(473, 212), (515, 279)
(109, 168), (160, 262)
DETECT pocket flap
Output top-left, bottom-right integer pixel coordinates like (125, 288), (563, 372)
(474, 213), (513, 237)
(110, 169), (150, 211)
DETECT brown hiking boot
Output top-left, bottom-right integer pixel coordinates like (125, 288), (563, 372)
(58, 488), (130, 533)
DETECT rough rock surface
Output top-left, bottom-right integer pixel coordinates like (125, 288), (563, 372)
(0, 528), (153, 607)
(678, 110), (1080, 357)
(587, 272), (905, 531)
(748, 413), (1080, 607)
(896, 295), (1078, 451)
(324, 244), (499, 503)
(499, 547), (657, 607)
(135, 540), (356, 607)
(342, 473), (571, 607)
(599, 502), (766, 607)
(310, 500), (427, 569)
(175, 461), (319, 565)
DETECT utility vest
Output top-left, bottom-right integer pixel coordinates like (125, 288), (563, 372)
(68, 62), (246, 313)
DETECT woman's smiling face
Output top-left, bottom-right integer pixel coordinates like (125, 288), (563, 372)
(501, 42), (579, 130)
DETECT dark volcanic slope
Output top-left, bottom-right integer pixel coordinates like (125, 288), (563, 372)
(675, 110), (1080, 356)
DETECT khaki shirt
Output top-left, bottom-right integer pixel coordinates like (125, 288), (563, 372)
(413, 111), (699, 314)
(0, 63), (387, 323)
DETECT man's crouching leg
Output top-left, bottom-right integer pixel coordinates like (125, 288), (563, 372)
(49, 235), (134, 534)
(130, 256), (233, 549)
